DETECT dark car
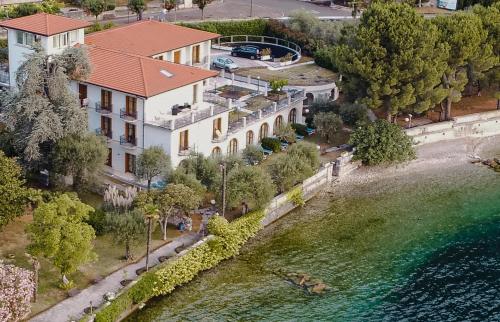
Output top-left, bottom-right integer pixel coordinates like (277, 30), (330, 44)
(231, 46), (261, 60)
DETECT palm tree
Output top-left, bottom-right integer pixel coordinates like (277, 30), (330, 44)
(142, 203), (159, 271)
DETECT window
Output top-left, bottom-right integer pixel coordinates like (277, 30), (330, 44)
(125, 123), (136, 144)
(126, 96), (137, 118)
(179, 130), (189, 152)
(228, 138), (238, 155)
(246, 130), (254, 145)
(212, 146), (221, 157)
(273, 115), (283, 134)
(125, 153), (136, 173)
(259, 123), (269, 141)
(101, 89), (112, 110)
(106, 148), (112, 167)
(70, 30), (78, 44)
(193, 84), (198, 104)
(156, 55), (164, 60)
(101, 116), (112, 138)
(213, 117), (222, 140)
(288, 108), (297, 123)
(16, 31), (35, 46)
(173, 50), (181, 64)
(192, 45), (200, 64)
(78, 84), (87, 106)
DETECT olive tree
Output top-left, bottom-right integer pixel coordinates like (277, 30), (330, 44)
(225, 166), (275, 210)
(105, 210), (146, 260)
(128, 0), (146, 20)
(313, 112), (343, 143)
(136, 146), (171, 191)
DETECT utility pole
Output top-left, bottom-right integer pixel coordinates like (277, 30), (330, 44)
(250, 0), (253, 17)
(220, 163), (226, 218)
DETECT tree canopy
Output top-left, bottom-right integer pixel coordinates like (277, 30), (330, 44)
(52, 133), (108, 190)
(313, 112), (343, 143)
(349, 119), (416, 165)
(225, 166), (275, 210)
(0, 46), (90, 172)
(82, 0), (106, 21)
(0, 151), (35, 230)
(128, 0), (146, 20)
(136, 146), (171, 190)
(27, 194), (96, 282)
(105, 210), (146, 260)
(0, 264), (35, 321)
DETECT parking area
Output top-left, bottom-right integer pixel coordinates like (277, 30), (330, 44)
(211, 49), (271, 69)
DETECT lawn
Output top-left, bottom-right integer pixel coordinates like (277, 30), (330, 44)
(236, 63), (337, 86)
(0, 209), (200, 318)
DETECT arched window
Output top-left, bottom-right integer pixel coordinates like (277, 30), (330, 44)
(259, 123), (269, 141)
(273, 115), (283, 134)
(288, 108), (297, 123)
(212, 146), (221, 157)
(228, 139), (238, 155)
(246, 130), (254, 146)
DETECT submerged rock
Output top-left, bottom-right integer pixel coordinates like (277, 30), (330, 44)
(283, 272), (330, 295)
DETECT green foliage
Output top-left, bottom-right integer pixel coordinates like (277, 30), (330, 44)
(136, 146), (171, 190)
(268, 154), (313, 193)
(169, 169), (206, 196)
(85, 22), (115, 34)
(314, 46), (337, 71)
(95, 210), (265, 320)
(52, 133), (108, 190)
(313, 112), (343, 143)
(177, 152), (220, 191)
(287, 187), (305, 207)
(274, 123), (296, 143)
(86, 208), (107, 236)
(458, 0), (496, 9)
(433, 11), (497, 120)
(82, 0), (106, 20)
(242, 144), (264, 165)
(291, 123), (308, 136)
(0, 0), (61, 19)
(333, 3), (448, 120)
(105, 210), (146, 260)
(193, 0), (213, 19)
(27, 194), (96, 279)
(0, 151), (34, 230)
(261, 137), (281, 153)
(0, 47), (90, 172)
(180, 19), (268, 36)
(287, 141), (321, 171)
(269, 79), (288, 93)
(339, 103), (369, 126)
(224, 166), (275, 210)
(265, 19), (316, 56)
(349, 120), (416, 165)
(128, 0), (146, 20)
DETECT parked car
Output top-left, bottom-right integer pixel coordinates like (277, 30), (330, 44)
(231, 46), (261, 60)
(212, 57), (239, 72)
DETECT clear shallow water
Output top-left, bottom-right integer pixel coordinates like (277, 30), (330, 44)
(129, 164), (500, 322)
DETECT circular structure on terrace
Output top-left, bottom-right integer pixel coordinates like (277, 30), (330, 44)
(213, 35), (302, 63)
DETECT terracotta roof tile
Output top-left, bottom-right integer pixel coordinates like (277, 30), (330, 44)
(0, 13), (90, 36)
(85, 20), (220, 57)
(84, 45), (218, 98)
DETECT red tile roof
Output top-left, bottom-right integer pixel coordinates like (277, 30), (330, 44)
(0, 13), (90, 36)
(86, 20), (220, 57)
(83, 45), (218, 98)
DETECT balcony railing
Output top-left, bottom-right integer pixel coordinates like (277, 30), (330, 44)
(95, 128), (112, 140)
(120, 108), (137, 121)
(120, 135), (137, 147)
(0, 70), (9, 85)
(95, 102), (113, 114)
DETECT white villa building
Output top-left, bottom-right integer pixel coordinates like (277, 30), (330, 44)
(0, 13), (304, 183)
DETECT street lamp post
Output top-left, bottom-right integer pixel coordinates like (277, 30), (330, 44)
(257, 76), (260, 93)
(250, 0), (253, 17)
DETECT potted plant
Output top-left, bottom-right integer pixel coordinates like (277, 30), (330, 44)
(279, 53), (293, 66)
(261, 48), (272, 61)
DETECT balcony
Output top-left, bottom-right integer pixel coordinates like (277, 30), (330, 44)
(178, 148), (191, 156)
(120, 135), (137, 148)
(120, 108), (138, 122)
(95, 128), (112, 140)
(95, 102), (112, 114)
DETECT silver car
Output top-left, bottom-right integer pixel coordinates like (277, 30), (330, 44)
(212, 57), (239, 72)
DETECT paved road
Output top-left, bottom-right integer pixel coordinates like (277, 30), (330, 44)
(29, 233), (200, 322)
(111, 0), (351, 24)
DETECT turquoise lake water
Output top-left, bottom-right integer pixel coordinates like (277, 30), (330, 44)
(128, 163), (500, 321)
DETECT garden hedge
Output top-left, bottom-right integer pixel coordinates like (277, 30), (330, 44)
(261, 137), (281, 152)
(179, 19), (268, 36)
(95, 211), (265, 322)
(291, 123), (307, 136)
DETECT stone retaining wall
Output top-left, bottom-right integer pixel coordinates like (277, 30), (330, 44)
(406, 110), (500, 145)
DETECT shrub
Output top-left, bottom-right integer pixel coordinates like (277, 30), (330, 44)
(349, 119), (416, 165)
(314, 46), (337, 71)
(180, 19), (268, 36)
(270, 79), (288, 93)
(288, 141), (320, 171)
(291, 123), (307, 136)
(86, 208), (107, 235)
(268, 154), (313, 193)
(287, 187), (305, 207)
(261, 137), (281, 152)
(339, 103), (369, 126)
(274, 123), (296, 143)
(243, 144), (264, 164)
(265, 19), (316, 56)
(94, 291), (133, 322)
(224, 166), (275, 209)
(169, 170), (207, 197)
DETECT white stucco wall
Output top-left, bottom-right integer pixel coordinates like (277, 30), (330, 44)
(151, 40), (212, 69)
